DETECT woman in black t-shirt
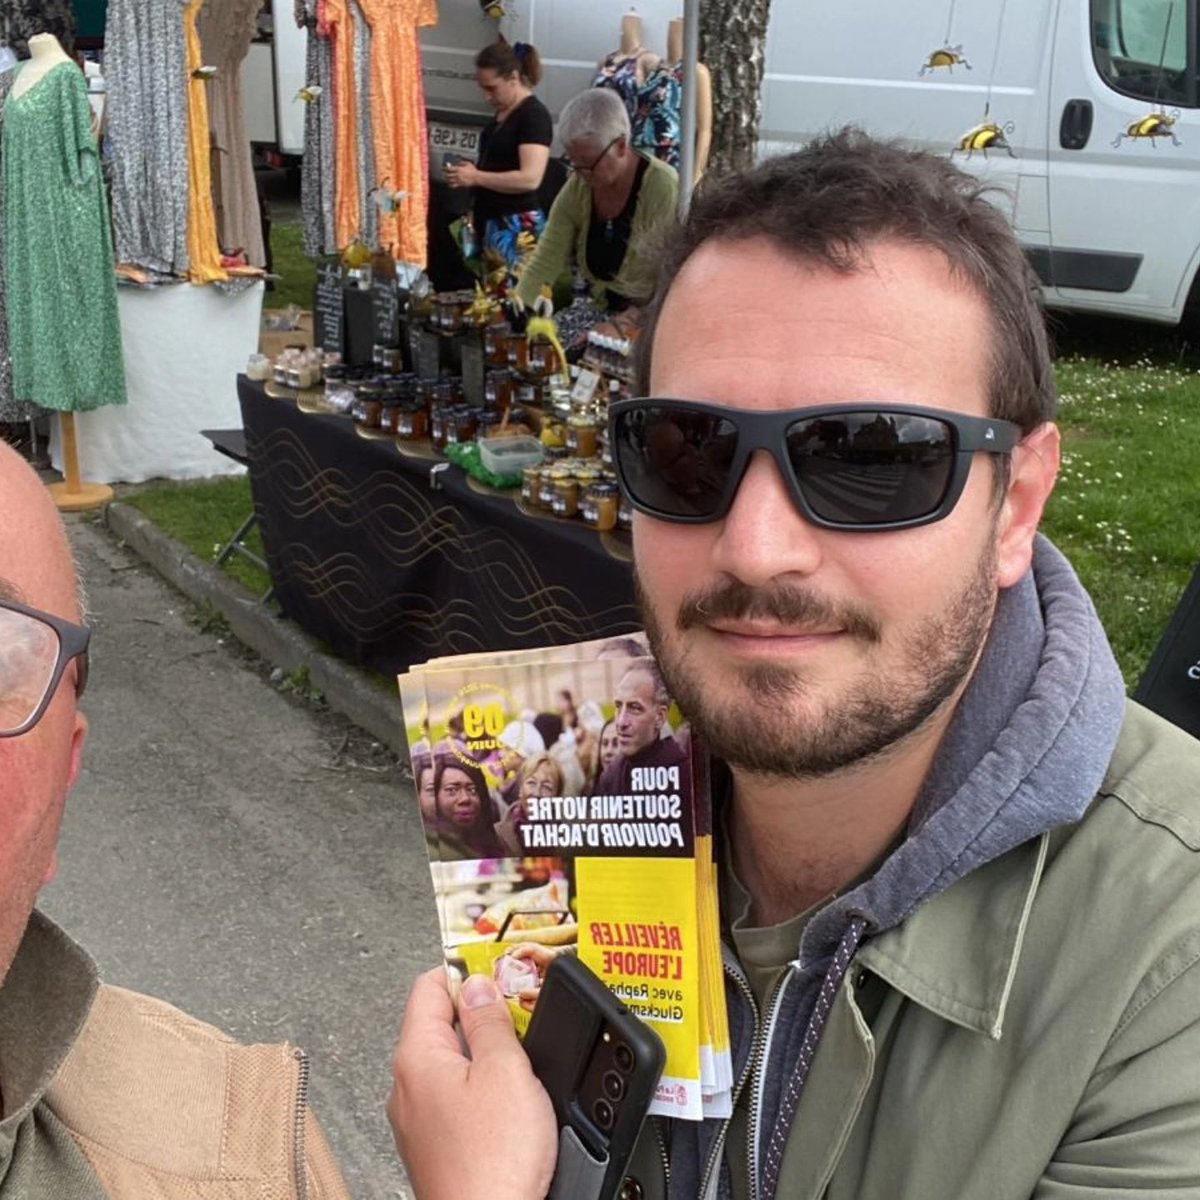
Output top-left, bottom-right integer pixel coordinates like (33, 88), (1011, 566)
(445, 41), (553, 284)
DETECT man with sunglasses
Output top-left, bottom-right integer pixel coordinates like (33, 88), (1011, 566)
(0, 442), (348, 1198)
(391, 131), (1200, 1199)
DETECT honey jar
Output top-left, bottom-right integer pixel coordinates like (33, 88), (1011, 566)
(587, 482), (620, 531)
(551, 475), (580, 519)
(566, 412), (601, 459)
(505, 331), (529, 373)
(527, 337), (560, 378)
(396, 400), (428, 440)
(484, 324), (511, 367)
(522, 465), (542, 506)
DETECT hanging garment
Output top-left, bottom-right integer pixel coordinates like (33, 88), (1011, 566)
(183, 0), (228, 283)
(298, 0), (337, 257)
(319, 0), (362, 251)
(198, 0), (266, 267)
(0, 67), (35, 423)
(632, 61), (683, 170)
(105, 0), (191, 276)
(358, 0), (438, 265)
(591, 51), (640, 121)
(5, 1), (76, 57)
(350, 0), (378, 249)
(2, 63), (126, 411)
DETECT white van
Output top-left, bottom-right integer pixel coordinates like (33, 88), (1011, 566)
(758, 0), (1200, 325)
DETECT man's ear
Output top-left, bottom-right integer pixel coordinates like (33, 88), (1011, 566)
(997, 422), (1060, 589)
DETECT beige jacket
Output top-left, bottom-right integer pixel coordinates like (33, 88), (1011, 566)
(44, 983), (350, 1200)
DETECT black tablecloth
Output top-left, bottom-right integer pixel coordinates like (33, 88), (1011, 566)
(238, 377), (640, 676)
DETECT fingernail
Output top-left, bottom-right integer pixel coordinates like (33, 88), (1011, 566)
(460, 974), (500, 1009)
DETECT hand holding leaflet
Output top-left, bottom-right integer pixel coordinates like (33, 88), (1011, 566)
(389, 968), (558, 1200)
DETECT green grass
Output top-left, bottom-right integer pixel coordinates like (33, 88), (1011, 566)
(125, 477), (272, 599)
(267, 220), (317, 312)
(1040, 315), (1200, 686)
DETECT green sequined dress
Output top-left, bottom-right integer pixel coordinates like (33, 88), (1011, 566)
(1, 62), (126, 411)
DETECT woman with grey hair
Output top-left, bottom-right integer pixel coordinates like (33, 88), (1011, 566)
(513, 87), (678, 346)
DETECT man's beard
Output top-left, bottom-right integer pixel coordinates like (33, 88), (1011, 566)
(636, 544), (997, 780)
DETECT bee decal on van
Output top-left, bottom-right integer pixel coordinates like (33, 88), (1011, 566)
(955, 120), (1016, 158)
(919, 44), (972, 75)
(1112, 110), (1182, 148)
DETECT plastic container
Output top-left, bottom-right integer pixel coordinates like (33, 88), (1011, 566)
(479, 435), (545, 477)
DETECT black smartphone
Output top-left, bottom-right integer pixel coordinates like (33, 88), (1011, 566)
(443, 152), (467, 169)
(523, 955), (666, 1200)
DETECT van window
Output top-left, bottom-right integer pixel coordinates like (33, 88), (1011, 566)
(1092, 0), (1197, 106)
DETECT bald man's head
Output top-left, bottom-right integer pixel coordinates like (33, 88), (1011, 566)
(0, 442), (89, 988)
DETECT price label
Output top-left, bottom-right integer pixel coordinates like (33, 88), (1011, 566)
(313, 259), (345, 356)
(461, 334), (485, 405)
(570, 368), (601, 406)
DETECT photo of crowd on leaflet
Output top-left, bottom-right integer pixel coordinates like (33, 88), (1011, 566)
(411, 637), (691, 865)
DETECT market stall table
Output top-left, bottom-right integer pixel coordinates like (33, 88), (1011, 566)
(238, 376), (640, 677)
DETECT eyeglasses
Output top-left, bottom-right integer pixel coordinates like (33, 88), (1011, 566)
(608, 399), (1021, 531)
(560, 136), (621, 174)
(0, 599), (90, 738)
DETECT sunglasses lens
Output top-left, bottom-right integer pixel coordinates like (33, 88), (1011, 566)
(612, 405), (737, 519)
(786, 412), (956, 526)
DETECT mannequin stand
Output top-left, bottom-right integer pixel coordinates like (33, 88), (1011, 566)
(47, 412), (113, 511)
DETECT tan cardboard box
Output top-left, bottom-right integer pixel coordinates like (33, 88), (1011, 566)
(259, 310), (314, 359)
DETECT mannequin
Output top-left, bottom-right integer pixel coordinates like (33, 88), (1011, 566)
(667, 17), (712, 182)
(10, 31), (72, 100)
(3, 29), (122, 510)
(619, 13), (643, 55)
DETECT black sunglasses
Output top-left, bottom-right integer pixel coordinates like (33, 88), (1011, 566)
(608, 398), (1021, 531)
(0, 598), (90, 738)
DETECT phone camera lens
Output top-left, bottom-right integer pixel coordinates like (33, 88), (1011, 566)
(593, 1098), (615, 1130)
(603, 1070), (625, 1101)
(613, 1043), (636, 1074)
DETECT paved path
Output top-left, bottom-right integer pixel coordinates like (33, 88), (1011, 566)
(41, 515), (440, 1198)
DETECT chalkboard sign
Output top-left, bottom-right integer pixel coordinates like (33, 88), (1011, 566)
(1135, 563), (1200, 739)
(411, 325), (441, 380)
(314, 259), (345, 356)
(461, 332), (485, 405)
(372, 258), (401, 348)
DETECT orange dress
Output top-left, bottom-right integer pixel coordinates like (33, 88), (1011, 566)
(319, 0), (362, 251)
(183, 0), (228, 283)
(358, 0), (438, 265)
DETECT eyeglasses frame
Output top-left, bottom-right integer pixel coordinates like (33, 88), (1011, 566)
(561, 135), (622, 175)
(608, 397), (1023, 532)
(0, 598), (90, 738)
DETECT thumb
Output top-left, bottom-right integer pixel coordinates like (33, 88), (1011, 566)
(457, 974), (524, 1061)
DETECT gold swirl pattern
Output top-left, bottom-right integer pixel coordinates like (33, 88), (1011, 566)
(245, 418), (640, 670)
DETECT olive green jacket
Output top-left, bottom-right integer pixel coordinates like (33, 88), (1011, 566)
(624, 701), (1200, 1199)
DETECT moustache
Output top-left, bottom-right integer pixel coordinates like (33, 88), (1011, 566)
(676, 579), (881, 642)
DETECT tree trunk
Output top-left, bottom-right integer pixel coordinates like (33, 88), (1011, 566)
(699, 0), (773, 179)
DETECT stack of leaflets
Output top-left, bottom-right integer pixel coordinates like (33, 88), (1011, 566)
(399, 633), (732, 1120)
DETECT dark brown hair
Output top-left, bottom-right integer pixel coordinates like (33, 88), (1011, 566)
(476, 39), (543, 87)
(635, 127), (1056, 434)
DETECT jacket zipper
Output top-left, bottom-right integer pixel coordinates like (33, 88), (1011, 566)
(652, 1116), (671, 1192)
(697, 957), (769, 1200)
(293, 1047), (310, 1200)
(746, 968), (793, 1200)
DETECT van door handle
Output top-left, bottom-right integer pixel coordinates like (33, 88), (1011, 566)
(1060, 99), (1093, 150)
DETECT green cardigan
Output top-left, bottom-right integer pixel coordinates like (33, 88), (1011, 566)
(515, 154), (679, 310)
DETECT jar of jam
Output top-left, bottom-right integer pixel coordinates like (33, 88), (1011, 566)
(476, 411), (504, 441)
(527, 337), (560, 378)
(484, 324), (511, 367)
(445, 406), (479, 446)
(430, 406), (450, 451)
(512, 379), (541, 409)
(566, 412), (601, 459)
(505, 332), (529, 373)
(484, 369), (512, 411)
(419, 377), (441, 408)
(551, 476), (580, 519)
(373, 344), (402, 372)
(352, 397), (383, 428)
(396, 400), (428, 441)
(539, 465), (569, 509)
(586, 482), (620, 531)
(521, 465), (542, 506)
